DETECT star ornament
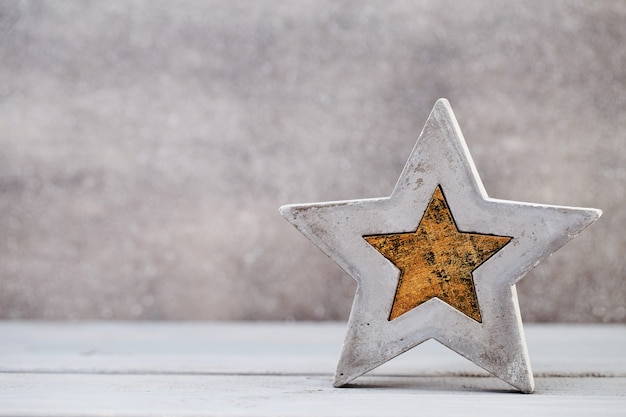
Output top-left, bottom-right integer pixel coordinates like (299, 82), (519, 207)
(280, 99), (601, 393)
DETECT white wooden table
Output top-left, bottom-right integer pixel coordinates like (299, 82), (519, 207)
(0, 322), (624, 416)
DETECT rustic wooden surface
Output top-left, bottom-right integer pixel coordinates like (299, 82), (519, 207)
(364, 185), (512, 322)
(0, 322), (624, 416)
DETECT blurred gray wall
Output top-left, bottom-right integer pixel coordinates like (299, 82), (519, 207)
(0, 1), (624, 322)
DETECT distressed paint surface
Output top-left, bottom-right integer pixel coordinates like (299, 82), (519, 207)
(365, 186), (511, 322)
(1, 323), (626, 416)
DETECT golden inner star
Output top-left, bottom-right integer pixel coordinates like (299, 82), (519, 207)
(364, 186), (512, 322)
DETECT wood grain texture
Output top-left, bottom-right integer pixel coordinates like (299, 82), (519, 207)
(0, 322), (624, 416)
(365, 186), (511, 321)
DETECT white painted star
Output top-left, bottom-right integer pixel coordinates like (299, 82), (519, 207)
(280, 99), (601, 393)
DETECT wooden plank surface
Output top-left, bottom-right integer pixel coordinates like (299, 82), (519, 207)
(0, 322), (625, 416)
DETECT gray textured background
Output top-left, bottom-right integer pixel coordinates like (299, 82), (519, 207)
(0, 1), (624, 322)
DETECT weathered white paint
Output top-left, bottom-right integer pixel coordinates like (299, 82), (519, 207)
(0, 322), (624, 416)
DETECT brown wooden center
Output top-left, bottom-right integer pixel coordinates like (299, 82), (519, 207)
(364, 186), (511, 322)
